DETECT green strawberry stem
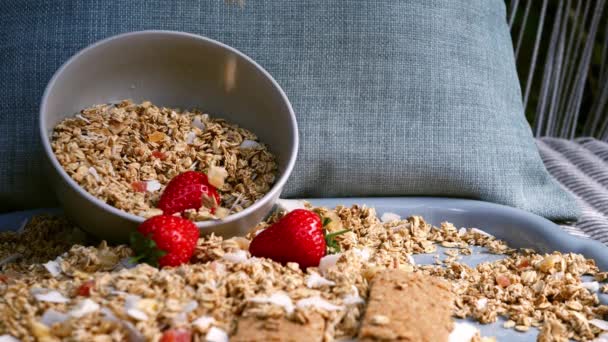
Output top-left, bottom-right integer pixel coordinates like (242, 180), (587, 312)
(324, 229), (350, 255)
(129, 232), (167, 268)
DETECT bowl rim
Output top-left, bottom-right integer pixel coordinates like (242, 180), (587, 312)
(39, 30), (299, 229)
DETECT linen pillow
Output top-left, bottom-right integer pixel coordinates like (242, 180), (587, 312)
(0, 0), (578, 220)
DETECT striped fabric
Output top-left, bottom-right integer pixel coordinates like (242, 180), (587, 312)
(538, 137), (608, 244)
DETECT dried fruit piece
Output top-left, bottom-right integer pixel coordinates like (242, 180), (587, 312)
(148, 131), (166, 143)
(152, 151), (167, 160)
(131, 181), (147, 193)
(76, 280), (95, 297)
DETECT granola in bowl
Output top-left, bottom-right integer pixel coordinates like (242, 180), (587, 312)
(2, 204), (608, 341)
(50, 100), (277, 221)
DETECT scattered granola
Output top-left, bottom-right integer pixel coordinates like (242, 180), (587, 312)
(1, 205), (607, 341)
(51, 100), (277, 220)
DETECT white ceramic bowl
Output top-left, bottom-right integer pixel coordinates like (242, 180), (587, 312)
(39, 31), (298, 242)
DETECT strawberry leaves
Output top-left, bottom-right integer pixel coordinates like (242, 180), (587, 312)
(321, 218), (349, 255)
(129, 232), (167, 267)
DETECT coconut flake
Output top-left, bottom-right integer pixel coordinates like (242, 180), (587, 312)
(249, 292), (294, 315)
(590, 319), (608, 331)
(208, 166), (228, 188)
(43, 257), (63, 277)
(458, 228), (467, 236)
(40, 309), (69, 326)
(406, 254), (416, 265)
(88, 167), (101, 182)
(475, 298), (488, 311)
(296, 297), (344, 311)
(319, 253), (342, 275)
(76, 114), (90, 123)
(146, 180), (161, 192)
(275, 199), (307, 213)
(192, 315), (215, 330)
(353, 248), (372, 261)
(186, 131), (197, 144)
(205, 327), (229, 342)
(222, 250), (249, 264)
(343, 286), (364, 305)
(471, 228), (493, 238)
(124, 295), (148, 321)
(35, 290), (69, 303)
(192, 117), (206, 131)
(239, 140), (261, 149)
(582, 281), (600, 292)
(0, 335), (21, 342)
(69, 299), (100, 318)
(182, 300), (198, 313)
(101, 307), (117, 321)
(594, 333), (608, 342)
(448, 322), (479, 342)
(306, 273), (336, 288)
(552, 272), (565, 280)
(380, 212), (401, 222)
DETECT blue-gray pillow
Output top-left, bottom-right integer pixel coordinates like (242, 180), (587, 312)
(0, 0), (578, 221)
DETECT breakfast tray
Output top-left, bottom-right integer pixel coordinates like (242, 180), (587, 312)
(1, 197), (607, 341)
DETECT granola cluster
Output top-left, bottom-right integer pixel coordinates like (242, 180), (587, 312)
(51, 100), (277, 220)
(1, 205), (607, 341)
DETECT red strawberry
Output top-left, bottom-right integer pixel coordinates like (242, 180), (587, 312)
(160, 328), (192, 342)
(249, 209), (349, 269)
(158, 171), (220, 215)
(131, 215), (199, 267)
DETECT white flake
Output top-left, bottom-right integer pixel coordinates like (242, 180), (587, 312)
(205, 327), (228, 342)
(35, 291), (69, 303)
(88, 167), (101, 182)
(593, 333), (608, 342)
(343, 286), (364, 305)
(475, 298), (488, 311)
(69, 299), (100, 318)
(306, 273), (336, 288)
(380, 212), (401, 222)
(590, 319), (608, 331)
(43, 257), (63, 277)
(448, 322), (479, 342)
(249, 292), (294, 315)
(239, 140), (261, 149)
(186, 131), (197, 144)
(275, 199), (307, 213)
(406, 254), (416, 265)
(40, 309), (69, 326)
(182, 300), (198, 313)
(192, 117), (206, 131)
(319, 253), (342, 275)
(146, 180), (161, 192)
(353, 248), (372, 261)
(458, 228), (467, 236)
(582, 281), (600, 292)
(0, 335), (21, 342)
(76, 114), (90, 123)
(296, 297), (344, 311)
(192, 315), (215, 330)
(222, 250), (249, 264)
(124, 295), (148, 321)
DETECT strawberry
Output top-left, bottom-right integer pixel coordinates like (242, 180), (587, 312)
(131, 215), (199, 267)
(158, 171), (220, 215)
(160, 329), (192, 342)
(249, 209), (349, 269)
